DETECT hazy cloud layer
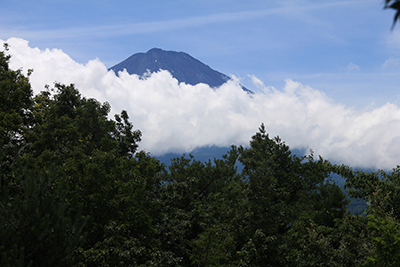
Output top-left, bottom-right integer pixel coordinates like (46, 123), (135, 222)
(347, 62), (360, 72)
(4, 37), (400, 170)
(0, 2), (356, 43)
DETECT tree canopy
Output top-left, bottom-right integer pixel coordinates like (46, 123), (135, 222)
(2, 43), (400, 266)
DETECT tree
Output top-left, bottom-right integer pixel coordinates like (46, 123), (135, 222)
(280, 212), (371, 267)
(189, 150), (251, 267)
(79, 151), (169, 267)
(5, 39), (394, 266)
(21, 83), (172, 266)
(385, 0), (400, 30)
(0, 43), (33, 183)
(237, 124), (348, 266)
(156, 154), (231, 266)
(239, 124), (348, 230)
(0, 46), (161, 266)
(0, 45), (85, 267)
(0, 44), (33, 140)
(360, 168), (400, 266)
(0, 160), (86, 267)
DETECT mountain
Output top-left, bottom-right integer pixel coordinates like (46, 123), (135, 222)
(109, 48), (252, 92)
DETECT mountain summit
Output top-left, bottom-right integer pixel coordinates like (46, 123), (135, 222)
(109, 48), (251, 92)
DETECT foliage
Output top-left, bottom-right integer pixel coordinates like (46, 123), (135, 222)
(0, 162), (86, 267)
(362, 176), (400, 266)
(3, 42), (400, 266)
(364, 214), (400, 266)
(0, 43), (33, 181)
(385, 0), (400, 30)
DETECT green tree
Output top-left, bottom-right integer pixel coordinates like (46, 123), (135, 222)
(0, 46), (164, 266)
(0, 160), (86, 267)
(332, 164), (400, 266)
(21, 83), (169, 266)
(79, 151), (169, 267)
(157, 155), (222, 266)
(0, 43), (33, 183)
(0, 47), (85, 266)
(361, 171), (400, 266)
(189, 150), (251, 267)
(4, 40), (388, 266)
(0, 44), (33, 141)
(237, 124), (348, 266)
(281, 213), (371, 267)
(155, 147), (252, 267)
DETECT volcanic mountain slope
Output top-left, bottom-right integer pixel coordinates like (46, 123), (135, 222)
(109, 48), (251, 92)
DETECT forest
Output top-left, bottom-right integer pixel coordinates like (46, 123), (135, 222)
(2, 43), (400, 267)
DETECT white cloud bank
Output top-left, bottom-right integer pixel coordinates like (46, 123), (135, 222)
(3, 37), (400, 170)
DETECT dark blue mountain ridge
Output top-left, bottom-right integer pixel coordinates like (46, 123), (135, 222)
(109, 48), (252, 93)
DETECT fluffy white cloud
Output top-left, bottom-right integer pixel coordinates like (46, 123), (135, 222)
(3, 37), (400, 170)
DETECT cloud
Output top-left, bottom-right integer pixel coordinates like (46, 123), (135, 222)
(0, 8), (281, 41)
(249, 75), (265, 88)
(347, 62), (360, 72)
(0, 1), (364, 43)
(382, 57), (400, 69)
(4, 37), (400, 170)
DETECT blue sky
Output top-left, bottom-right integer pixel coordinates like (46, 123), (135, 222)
(1, 0), (400, 169)
(1, 0), (399, 106)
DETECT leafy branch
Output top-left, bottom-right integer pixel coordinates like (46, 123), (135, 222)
(385, 0), (400, 30)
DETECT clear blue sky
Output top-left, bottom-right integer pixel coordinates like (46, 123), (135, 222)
(1, 0), (400, 169)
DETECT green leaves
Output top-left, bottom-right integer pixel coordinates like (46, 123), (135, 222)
(0, 161), (86, 267)
(6, 42), (400, 266)
(365, 214), (400, 266)
(115, 110), (141, 157)
(0, 44), (33, 136)
(29, 83), (135, 160)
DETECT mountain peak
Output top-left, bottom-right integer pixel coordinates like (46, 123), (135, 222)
(109, 48), (251, 92)
(148, 47), (162, 52)
(146, 48), (166, 55)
